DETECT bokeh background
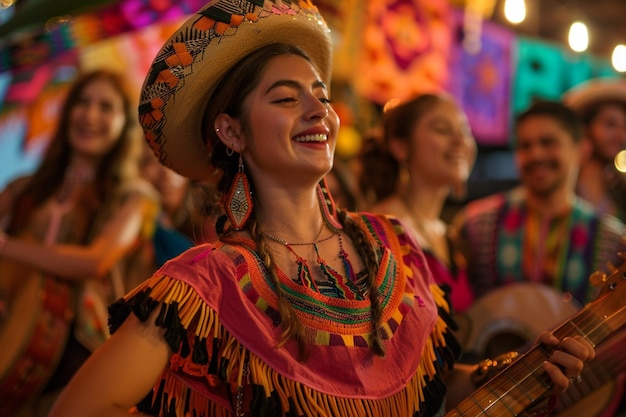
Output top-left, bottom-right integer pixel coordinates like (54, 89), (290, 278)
(0, 0), (623, 199)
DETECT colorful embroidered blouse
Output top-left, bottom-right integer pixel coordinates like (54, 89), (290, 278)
(109, 213), (459, 417)
(457, 188), (626, 304)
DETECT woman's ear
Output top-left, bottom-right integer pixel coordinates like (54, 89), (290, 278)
(388, 137), (409, 164)
(215, 114), (245, 153)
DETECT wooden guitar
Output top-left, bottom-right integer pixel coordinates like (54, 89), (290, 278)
(445, 256), (626, 417)
(454, 282), (580, 361)
(0, 255), (74, 416)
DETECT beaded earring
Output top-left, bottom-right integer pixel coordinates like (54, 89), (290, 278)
(224, 153), (252, 230)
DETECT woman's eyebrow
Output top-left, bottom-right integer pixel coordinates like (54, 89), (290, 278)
(265, 79), (327, 94)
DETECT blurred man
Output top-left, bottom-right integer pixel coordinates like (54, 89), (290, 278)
(454, 100), (626, 306)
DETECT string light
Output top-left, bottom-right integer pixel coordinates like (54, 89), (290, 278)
(568, 21), (589, 52)
(615, 150), (626, 173)
(504, 0), (525, 24)
(611, 45), (626, 72)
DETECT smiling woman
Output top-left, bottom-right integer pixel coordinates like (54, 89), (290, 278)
(364, 93), (477, 314)
(0, 69), (159, 417)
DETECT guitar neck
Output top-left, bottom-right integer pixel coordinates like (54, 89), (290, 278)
(445, 288), (626, 417)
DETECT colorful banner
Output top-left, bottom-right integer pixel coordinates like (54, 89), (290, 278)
(355, 0), (452, 104)
(0, 0), (204, 74)
(512, 37), (618, 116)
(447, 9), (515, 146)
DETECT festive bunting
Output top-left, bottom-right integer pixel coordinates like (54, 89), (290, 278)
(448, 8), (515, 146)
(0, 0), (204, 74)
(355, 0), (452, 104)
(512, 38), (565, 115)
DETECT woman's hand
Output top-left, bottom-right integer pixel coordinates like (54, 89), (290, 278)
(538, 331), (595, 394)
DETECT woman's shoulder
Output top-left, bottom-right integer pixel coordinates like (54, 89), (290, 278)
(1, 174), (32, 196)
(455, 190), (509, 226)
(0, 175), (32, 213)
(351, 208), (401, 224)
(117, 177), (160, 204)
(157, 241), (248, 281)
(366, 195), (404, 218)
(348, 210), (422, 258)
(351, 209), (411, 234)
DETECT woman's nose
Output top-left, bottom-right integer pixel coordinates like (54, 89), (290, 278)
(306, 96), (328, 120)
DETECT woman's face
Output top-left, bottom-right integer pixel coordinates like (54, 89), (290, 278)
(406, 98), (476, 187)
(587, 102), (626, 163)
(238, 54), (340, 188)
(68, 78), (127, 159)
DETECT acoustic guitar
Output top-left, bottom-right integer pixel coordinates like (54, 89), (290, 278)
(0, 255), (74, 416)
(454, 282), (580, 362)
(445, 257), (626, 417)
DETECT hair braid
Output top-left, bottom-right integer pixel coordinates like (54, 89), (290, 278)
(337, 210), (386, 357)
(248, 215), (308, 360)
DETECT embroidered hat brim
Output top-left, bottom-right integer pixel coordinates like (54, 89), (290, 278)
(139, 0), (333, 180)
(563, 77), (626, 117)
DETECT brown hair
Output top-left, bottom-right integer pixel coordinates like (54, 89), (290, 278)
(358, 94), (448, 205)
(202, 43), (385, 359)
(383, 93), (447, 149)
(515, 100), (583, 144)
(8, 69), (142, 241)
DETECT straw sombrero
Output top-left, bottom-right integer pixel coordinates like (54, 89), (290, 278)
(138, 0), (332, 180)
(562, 77), (626, 119)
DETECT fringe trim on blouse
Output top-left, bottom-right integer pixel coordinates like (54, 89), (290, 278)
(109, 275), (457, 417)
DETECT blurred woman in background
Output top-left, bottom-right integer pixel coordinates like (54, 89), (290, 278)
(364, 93), (476, 313)
(0, 69), (159, 417)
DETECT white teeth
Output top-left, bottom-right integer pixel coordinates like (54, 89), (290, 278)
(295, 134), (327, 142)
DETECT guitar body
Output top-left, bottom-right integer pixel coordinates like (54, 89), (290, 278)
(556, 380), (623, 417)
(0, 257), (74, 416)
(454, 282), (580, 361)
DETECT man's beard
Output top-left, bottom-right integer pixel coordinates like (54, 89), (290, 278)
(520, 162), (564, 198)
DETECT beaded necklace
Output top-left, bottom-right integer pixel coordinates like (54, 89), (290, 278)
(263, 229), (363, 299)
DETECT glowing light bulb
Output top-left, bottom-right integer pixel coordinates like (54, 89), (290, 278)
(612, 45), (626, 73)
(568, 21), (589, 52)
(504, 0), (526, 24)
(615, 150), (626, 173)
